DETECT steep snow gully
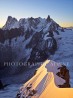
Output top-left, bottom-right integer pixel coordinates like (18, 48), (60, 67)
(50, 29), (73, 87)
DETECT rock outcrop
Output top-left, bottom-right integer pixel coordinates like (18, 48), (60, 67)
(0, 80), (8, 89)
(57, 65), (70, 88)
(0, 80), (4, 89)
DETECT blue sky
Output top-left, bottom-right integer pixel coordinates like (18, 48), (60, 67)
(0, 0), (73, 27)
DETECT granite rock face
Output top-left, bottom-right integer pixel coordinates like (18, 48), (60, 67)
(57, 65), (70, 88)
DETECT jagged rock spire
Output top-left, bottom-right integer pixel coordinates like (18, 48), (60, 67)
(46, 15), (51, 22)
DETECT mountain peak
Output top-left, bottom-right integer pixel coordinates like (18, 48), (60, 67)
(3, 16), (18, 30)
(7, 16), (12, 21)
(46, 15), (51, 22)
(7, 16), (18, 22)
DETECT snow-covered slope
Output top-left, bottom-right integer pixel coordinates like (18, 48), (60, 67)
(16, 60), (73, 98)
(3, 16), (19, 30)
(50, 29), (73, 87)
(50, 29), (73, 64)
(0, 84), (21, 98)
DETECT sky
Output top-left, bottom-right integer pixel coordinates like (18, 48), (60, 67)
(0, 0), (73, 27)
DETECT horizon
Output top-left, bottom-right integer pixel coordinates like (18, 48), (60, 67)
(0, 0), (73, 28)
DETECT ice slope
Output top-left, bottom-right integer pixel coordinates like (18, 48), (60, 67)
(50, 29), (73, 87)
(17, 60), (70, 98)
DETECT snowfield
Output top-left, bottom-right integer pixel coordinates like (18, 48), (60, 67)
(50, 29), (73, 87)
(50, 29), (73, 64)
(16, 60), (73, 98)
